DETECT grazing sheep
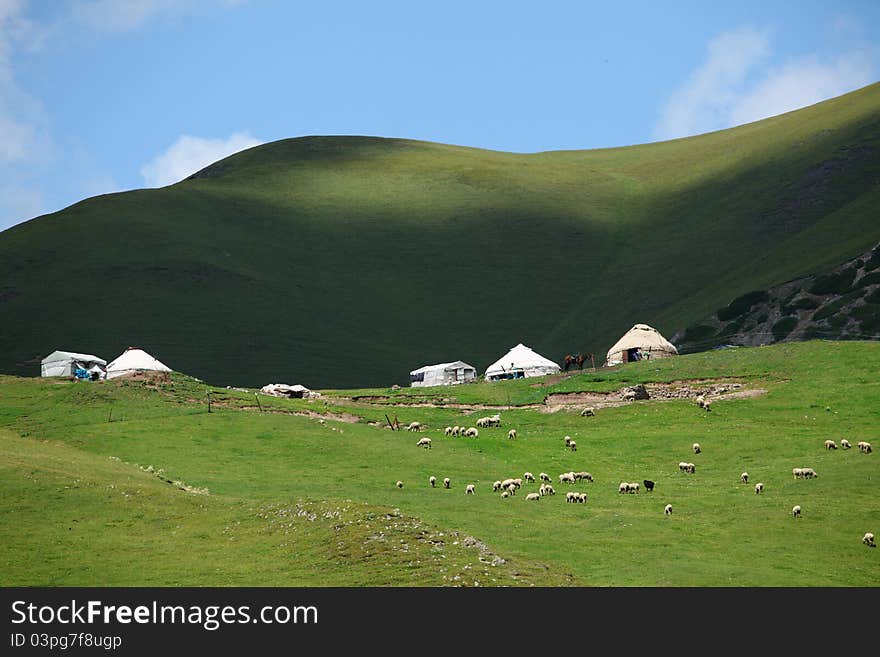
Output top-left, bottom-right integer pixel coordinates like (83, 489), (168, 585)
(526, 492), (540, 501)
(792, 504), (801, 519)
(444, 426), (453, 436)
(488, 414), (502, 427)
(492, 480), (503, 492)
(824, 439), (838, 450)
(619, 482), (629, 494)
(539, 472), (551, 483)
(801, 467), (818, 479)
(693, 442), (701, 454)
(627, 482), (640, 494)
(741, 472), (749, 484)
(406, 421), (422, 432)
(754, 482), (764, 494)
(507, 483), (517, 495)
(416, 437), (432, 449)
(792, 467), (805, 479)
(429, 475), (436, 488)
(500, 491), (509, 499)
(687, 463), (696, 474)
(564, 435), (572, 447)
(679, 462), (690, 472)
(544, 484), (555, 496)
(863, 532), (875, 547)
(466, 484), (475, 495)
(539, 484), (547, 496)
(507, 429), (518, 440)
(464, 427), (479, 438)
(524, 472), (535, 482)
(574, 472), (593, 482)
(396, 480), (404, 489)
(643, 479), (655, 492)
(703, 400), (712, 412)
(512, 478), (523, 488)
(566, 491), (580, 503)
(559, 472), (576, 484)
(569, 441), (577, 452)
(501, 478), (517, 489)
(443, 477), (451, 489)
(858, 441), (873, 454)
(451, 426), (461, 437)
(476, 417), (489, 428)
(695, 394), (705, 408)
(841, 438), (852, 449)
(664, 503), (673, 516)
(581, 407), (596, 417)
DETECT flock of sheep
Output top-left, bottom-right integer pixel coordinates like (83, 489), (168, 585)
(394, 405), (875, 547)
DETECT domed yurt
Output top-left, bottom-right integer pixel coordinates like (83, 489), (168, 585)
(605, 324), (678, 366)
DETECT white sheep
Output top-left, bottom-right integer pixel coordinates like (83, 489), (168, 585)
(741, 472), (749, 484)
(792, 467), (805, 479)
(396, 480), (404, 489)
(575, 472), (593, 482)
(581, 407), (595, 417)
(539, 472), (551, 483)
(792, 504), (801, 518)
(841, 438), (852, 449)
(476, 417), (490, 428)
(526, 492), (540, 501)
(416, 437), (432, 449)
(863, 532), (875, 547)
(512, 478), (523, 488)
(754, 482), (763, 494)
(566, 491), (577, 503)
(444, 426), (453, 436)
(406, 421), (422, 432)
(559, 472), (576, 484)
(802, 467), (817, 479)
(564, 435), (572, 447)
(492, 480), (503, 492)
(679, 462), (690, 472)
(575, 492), (586, 503)
(464, 427), (479, 438)
(488, 414), (502, 427)
(501, 491), (509, 499)
(443, 477), (451, 489)
(429, 475), (437, 488)
(466, 484), (475, 495)
(627, 482), (640, 494)
(523, 472), (535, 482)
(695, 394), (705, 408)
(544, 484), (555, 496)
(507, 429), (517, 440)
(569, 440), (577, 452)
(693, 442), (701, 454)
(539, 484), (547, 496)
(686, 463), (695, 474)
(664, 503), (673, 516)
(824, 439), (838, 450)
(451, 426), (461, 437)
(618, 482), (629, 494)
(507, 483), (517, 495)
(859, 441), (873, 454)
(501, 478), (516, 489)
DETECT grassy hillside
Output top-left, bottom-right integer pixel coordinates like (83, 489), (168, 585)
(1, 83), (879, 388)
(1, 341), (878, 586)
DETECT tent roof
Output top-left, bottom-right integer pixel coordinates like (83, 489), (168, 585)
(410, 361), (475, 375)
(42, 350), (107, 365)
(106, 347), (172, 373)
(484, 343), (560, 376)
(606, 324), (678, 360)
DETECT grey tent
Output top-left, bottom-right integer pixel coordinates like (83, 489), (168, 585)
(41, 350), (107, 378)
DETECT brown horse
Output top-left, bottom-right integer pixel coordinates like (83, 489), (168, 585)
(564, 353), (596, 370)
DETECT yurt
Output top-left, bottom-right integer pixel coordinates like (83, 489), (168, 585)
(409, 361), (476, 387)
(41, 350), (107, 379)
(484, 343), (561, 381)
(605, 324), (678, 366)
(106, 347), (172, 379)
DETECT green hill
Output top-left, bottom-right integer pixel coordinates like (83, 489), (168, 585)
(2, 340), (878, 586)
(1, 83), (879, 388)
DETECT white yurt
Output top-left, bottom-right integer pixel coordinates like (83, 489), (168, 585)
(409, 361), (477, 387)
(484, 343), (561, 381)
(605, 324), (679, 366)
(41, 350), (107, 378)
(106, 347), (172, 379)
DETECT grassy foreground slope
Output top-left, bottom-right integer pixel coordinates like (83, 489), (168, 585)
(1, 340), (878, 586)
(1, 84), (880, 388)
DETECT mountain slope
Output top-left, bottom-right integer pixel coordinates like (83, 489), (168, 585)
(1, 83), (879, 387)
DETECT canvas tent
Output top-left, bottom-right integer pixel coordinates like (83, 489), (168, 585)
(41, 350), (107, 379)
(409, 361), (477, 387)
(605, 324), (679, 366)
(106, 347), (172, 379)
(484, 343), (561, 381)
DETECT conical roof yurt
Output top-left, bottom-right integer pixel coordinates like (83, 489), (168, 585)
(605, 324), (678, 366)
(106, 347), (172, 379)
(484, 343), (561, 381)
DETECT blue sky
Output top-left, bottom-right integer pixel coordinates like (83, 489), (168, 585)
(1, 0), (878, 231)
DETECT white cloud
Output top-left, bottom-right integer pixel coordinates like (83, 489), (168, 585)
(73, 0), (245, 32)
(654, 26), (878, 141)
(140, 132), (263, 188)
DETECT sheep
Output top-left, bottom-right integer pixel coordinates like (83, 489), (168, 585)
(792, 504), (801, 519)
(406, 421), (423, 432)
(559, 472), (576, 484)
(543, 484), (555, 496)
(464, 427), (479, 438)
(792, 467), (805, 479)
(526, 492), (540, 501)
(824, 439), (838, 450)
(488, 414), (502, 427)
(523, 472), (535, 483)
(863, 532), (876, 547)
(754, 482), (764, 494)
(574, 472), (593, 482)
(619, 482), (629, 494)
(801, 467), (817, 479)
(703, 400), (712, 412)
(539, 484), (548, 496)
(581, 407), (596, 417)
(693, 442), (701, 454)
(416, 437), (432, 449)
(679, 462), (690, 472)
(443, 477), (451, 489)
(507, 429), (517, 440)
(476, 417), (490, 428)
(429, 475), (437, 488)
(687, 463), (696, 474)
(466, 484), (475, 495)
(451, 426), (461, 437)
(664, 503), (673, 516)
(643, 479), (655, 492)
(444, 426), (453, 436)
(396, 480), (404, 489)
(492, 480), (503, 492)
(512, 478), (523, 488)
(858, 441), (873, 454)
(500, 491), (509, 499)
(576, 492), (587, 503)
(539, 472), (551, 483)
(695, 394), (705, 408)
(507, 483), (517, 495)
(569, 441), (577, 452)
(840, 438), (852, 449)
(566, 491), (580, 503)
(501, 478), (516, 489)
(564, 435), (572, 447)
(627, 482), (640, 494)
(741, 472), (749, 484)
